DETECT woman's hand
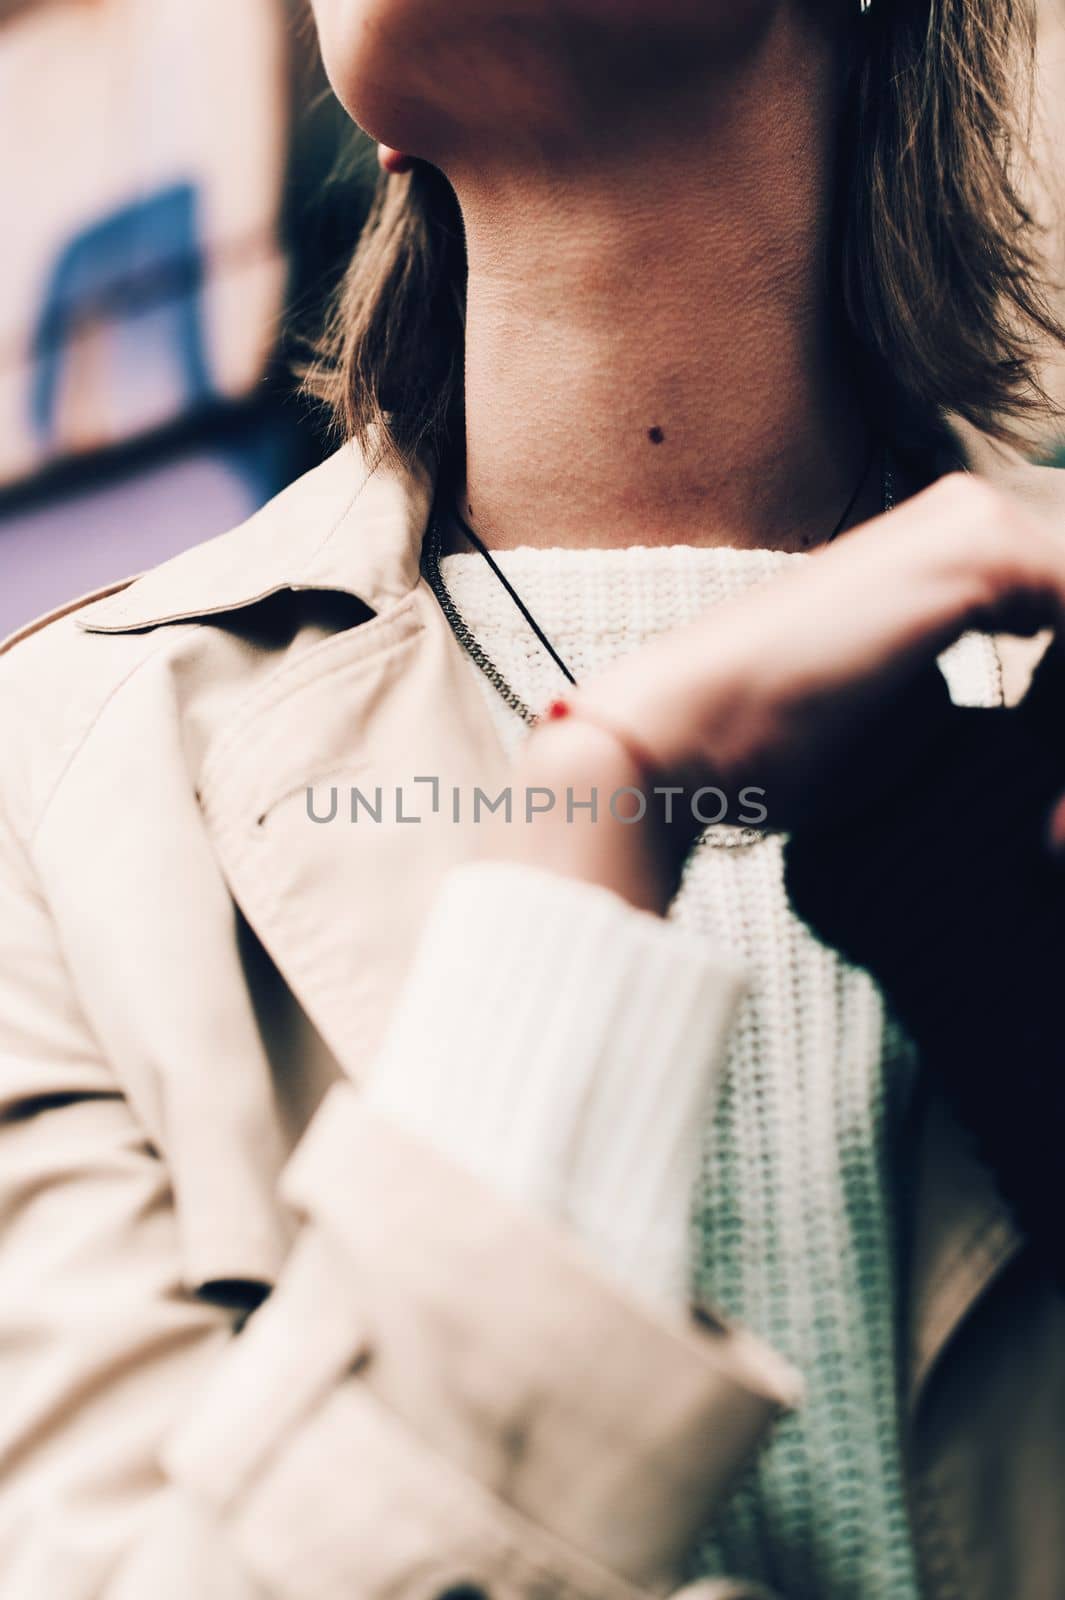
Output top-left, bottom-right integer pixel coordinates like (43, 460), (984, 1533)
(487, 472), (1065, 913)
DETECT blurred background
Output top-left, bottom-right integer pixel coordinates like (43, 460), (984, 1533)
(1, 0), (1064, 639)
(0, 0), (375, 636)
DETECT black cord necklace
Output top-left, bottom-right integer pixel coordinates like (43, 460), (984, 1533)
(449, 519), (579, 689)
(826, 433), (882, 542)
(422, 442), (895, 730)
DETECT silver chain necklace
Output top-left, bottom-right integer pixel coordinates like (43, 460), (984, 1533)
(422, 450), (896, 848)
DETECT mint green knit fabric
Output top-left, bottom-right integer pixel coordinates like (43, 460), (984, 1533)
(677, 838), (922, 1600)
(439, 540), (1001, 1600)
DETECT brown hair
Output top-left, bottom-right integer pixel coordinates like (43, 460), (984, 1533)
(307, 0), (1061, 466)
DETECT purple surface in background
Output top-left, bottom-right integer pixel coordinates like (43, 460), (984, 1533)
(0, 446), (273, 639)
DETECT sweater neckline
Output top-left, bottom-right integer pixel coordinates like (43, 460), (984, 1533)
(439, 541), (811, 567)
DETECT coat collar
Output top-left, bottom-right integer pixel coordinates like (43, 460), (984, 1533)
(75, 438), (433, 634)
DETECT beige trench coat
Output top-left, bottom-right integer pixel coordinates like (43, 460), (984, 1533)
(0, 424), (1062, 1600)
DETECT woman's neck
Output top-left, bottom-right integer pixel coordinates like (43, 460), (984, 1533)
(448, 5), (873, 554)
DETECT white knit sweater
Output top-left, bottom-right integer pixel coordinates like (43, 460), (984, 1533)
(366, 543), (1000, 1600)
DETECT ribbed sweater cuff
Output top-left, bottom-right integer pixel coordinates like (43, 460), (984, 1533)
(365, 862), (746, 1311)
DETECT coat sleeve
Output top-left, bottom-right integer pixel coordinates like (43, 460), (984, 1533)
(0, 809), (798, 1600)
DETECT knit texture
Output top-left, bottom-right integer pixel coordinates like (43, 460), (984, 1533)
(438, 541), (1001, 1600)
(366, 860), (747, 1309)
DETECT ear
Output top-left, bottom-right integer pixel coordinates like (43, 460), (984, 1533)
(377, 144), (415, 175)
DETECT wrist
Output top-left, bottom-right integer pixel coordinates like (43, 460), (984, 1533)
(482, 714), (677, 915)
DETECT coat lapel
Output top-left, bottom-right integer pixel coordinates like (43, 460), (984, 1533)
(906, 1086), (1022, 1416)
(197, 584), (509, 1086)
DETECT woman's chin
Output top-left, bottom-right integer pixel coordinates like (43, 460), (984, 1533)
(311, 0), (781, 147)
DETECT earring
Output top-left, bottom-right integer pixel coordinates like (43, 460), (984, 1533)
(377, 144), (415, 176)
